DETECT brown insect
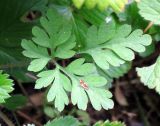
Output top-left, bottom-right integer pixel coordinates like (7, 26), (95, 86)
(79, 79), (89, 90)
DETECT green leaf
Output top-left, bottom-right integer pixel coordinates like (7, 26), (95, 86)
(81, 22), (151, 70)
(21, 39), (51, 72)
(0, 0), (47, 47)
(72, 0), (128, 12)
(45, 116), (80, 126)
(93, 120), (125, 126)
(35, 69), (71, 111)
(136, 56), (160, 94)
(79, 8), (110, 26)
(21, 9), (76, 111)
(66, 58), (95, 76)
(22, 9), (76, 72)
(0, 0), (47, 81)
(44, 106), (59, 118)
(39, 9), (73, 48)
(138, 0), (160, 25)
(139, 43), (155, 57)
(45, 116), (125, 126)
(97, 62), (131, 88)
(0, 49), (31, 82)
(35, 58), (113, 111)
(103, 62), (131, 79)
(117, 2), (148, 30)
(0, 71), (14, 103)
(54, 35), (76, 59)
(3, 94), (27, 110)
(76, 110), (90, 125)
(65, 59), (114, 111)
(72, 0), (85, 9)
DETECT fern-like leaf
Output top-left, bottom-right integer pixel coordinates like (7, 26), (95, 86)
(35, 68), (71, 111)
(21, 9), (76, 72)
(66, 59), (114, 111)
(35, 58), (113, 111)
(81, 22), (151, 70)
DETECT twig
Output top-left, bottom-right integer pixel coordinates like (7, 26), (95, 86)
(0, 62), (28, 69)
(144, 22), (154, 33)
(62, 60), (66, 67)
(113, 78), (140, 87)
(17, 81), (36, 108)
(26, 73), (37, 80)
(12, 111), (21, 126)
(134, 93), (150, 126)
(0, 111), (15, 126)
(16, 110), (42, 126)
(30, 11), (36, 19)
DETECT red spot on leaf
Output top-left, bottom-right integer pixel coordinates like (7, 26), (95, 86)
(79, 79), (89, 90)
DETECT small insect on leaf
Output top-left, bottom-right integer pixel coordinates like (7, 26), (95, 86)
(79, 79), (89, 90)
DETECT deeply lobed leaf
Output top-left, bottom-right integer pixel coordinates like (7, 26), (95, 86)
(21, 9), (76, 72)
(81, 22), (152, 70)
(66, 59), (114, 111)
(35, 69), (71, 111)
(35, 58), (114, 111)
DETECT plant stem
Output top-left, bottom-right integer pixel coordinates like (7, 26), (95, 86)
(12, 111), (21, 126)
(144, 22), (153, 33)
(17, 81), (36, 107)
(134, 93), (150, 126)
(17, 110), (42, 126)
(0, 111), (15, 126)
(26, 73), (37, 80)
